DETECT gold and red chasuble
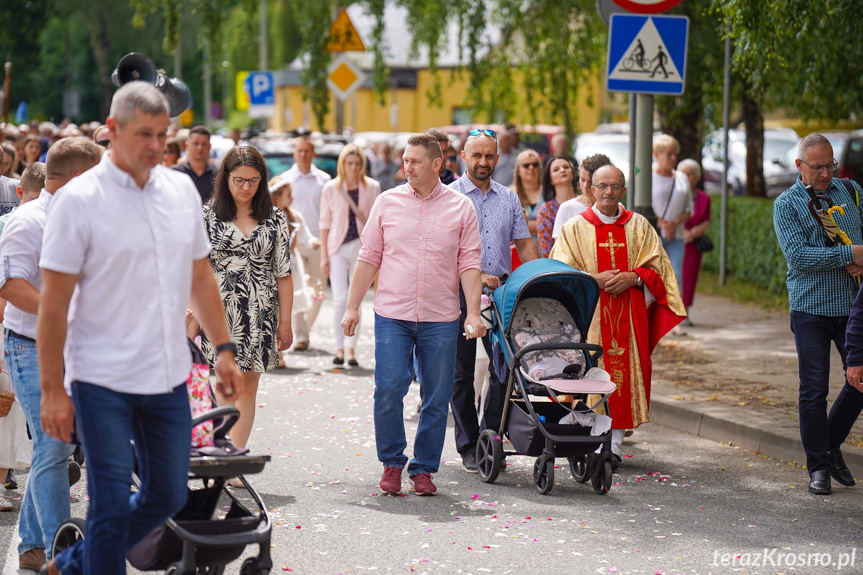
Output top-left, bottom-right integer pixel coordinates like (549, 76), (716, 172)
(586, 213), (634, 412)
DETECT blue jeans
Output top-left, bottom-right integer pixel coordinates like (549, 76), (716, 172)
(5, 332), (74, 558)
(373, 313), (459, 475)
(790, 311), (863, 473)
(55, 381), (191, 575)
(663, 238), (685, 287)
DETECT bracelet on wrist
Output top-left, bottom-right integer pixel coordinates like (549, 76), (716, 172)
(214, 342), (238, 356)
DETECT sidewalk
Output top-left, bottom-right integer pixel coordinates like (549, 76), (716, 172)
(649, 293), (863, 477)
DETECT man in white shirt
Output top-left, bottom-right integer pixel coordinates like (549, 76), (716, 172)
(0, 139), (100, 572)
(38, 83), (244, 575)
(281, 136), (330, 350)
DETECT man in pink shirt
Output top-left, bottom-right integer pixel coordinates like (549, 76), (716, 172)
(342, 133), (485, 496)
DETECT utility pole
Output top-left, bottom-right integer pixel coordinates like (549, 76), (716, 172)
(3, 62), (10, 123)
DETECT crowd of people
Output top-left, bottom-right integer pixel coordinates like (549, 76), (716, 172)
(0, 88), (731, 574)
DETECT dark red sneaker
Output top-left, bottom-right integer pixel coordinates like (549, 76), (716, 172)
(380, 467), (402, 495)
(409, 473), (437, 496)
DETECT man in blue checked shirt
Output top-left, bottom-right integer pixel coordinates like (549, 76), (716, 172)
(774, 132), (863, 496)
(448, 129), (540, 473)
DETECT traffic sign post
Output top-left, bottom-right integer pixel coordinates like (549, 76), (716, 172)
(243, 71), (275, 118)
(606, 14), (689, 95)
(325, 9), (366, 133)
(600, 0), (688, 219)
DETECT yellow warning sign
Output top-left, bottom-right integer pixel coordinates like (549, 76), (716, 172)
(326, 9), (366, 52)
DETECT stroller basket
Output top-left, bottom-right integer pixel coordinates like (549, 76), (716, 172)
(127, 512), (259, 570)
(508, 400), (596, 457)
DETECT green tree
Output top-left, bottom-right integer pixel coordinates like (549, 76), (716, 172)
(655, 0), (724, 163)
(711, 1), (863, 196)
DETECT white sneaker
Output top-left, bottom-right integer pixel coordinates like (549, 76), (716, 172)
(0, 486), (12, 512)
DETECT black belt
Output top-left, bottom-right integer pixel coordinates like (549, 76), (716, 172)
(7, 329), (35, 343)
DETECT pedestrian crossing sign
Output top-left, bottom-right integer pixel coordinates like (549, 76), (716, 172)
(606, 14), (689, 95)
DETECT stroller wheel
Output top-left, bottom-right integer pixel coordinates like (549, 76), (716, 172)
(72, 445), (85, 466)
(477, 429), (503, 484)
(52, 517), (85, 558)
(592, 455), (613, 495)
(532, 457), (554, 495)
(240, 557), (269, 575)
(569, 455), (590, 483)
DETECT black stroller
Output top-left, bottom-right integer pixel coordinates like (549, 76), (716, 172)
(51, 345), (273, 574)
(477, 258), (616, 495)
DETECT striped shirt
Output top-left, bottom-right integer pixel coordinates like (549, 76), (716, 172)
(773, 176), (863, 316)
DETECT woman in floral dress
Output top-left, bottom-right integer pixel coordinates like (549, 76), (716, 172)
(202, 146), (293, 457)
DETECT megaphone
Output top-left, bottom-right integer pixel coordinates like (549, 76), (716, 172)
(111, 53), (191, 118)
(156, 76), (192, 118)
(111, 53), (158, 87)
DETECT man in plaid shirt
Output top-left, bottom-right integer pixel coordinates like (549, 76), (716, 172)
(774, 132), (863, 495)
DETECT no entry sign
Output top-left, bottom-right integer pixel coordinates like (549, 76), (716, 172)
(610, 0), (684, 13)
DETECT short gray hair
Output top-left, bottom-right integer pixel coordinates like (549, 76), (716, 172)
(109, 82), (169, 126)
(678, 158), (702, 180)
(798, 133), (832, 161)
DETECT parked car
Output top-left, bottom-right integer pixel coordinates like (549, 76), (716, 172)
(437, 124), (564, 157)
(573, 132), (633, 177)
(778, 131), (863, 194)
(254, 139), (344, 180)
(351, 131), (413, 152)
(701, 128), (800, 197)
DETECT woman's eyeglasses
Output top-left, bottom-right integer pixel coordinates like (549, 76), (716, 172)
(520, 162), (539, 169)
(231, 176), (262, 187)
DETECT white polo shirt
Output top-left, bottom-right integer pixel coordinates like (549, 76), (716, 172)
(40, 154), (211, 394)
(282, 163), (330, 237)
(0, 189), (53, 339)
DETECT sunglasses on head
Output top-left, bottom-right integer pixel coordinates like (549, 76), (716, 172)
(468, 129), (496, 139)
(97, 140), (110, 147)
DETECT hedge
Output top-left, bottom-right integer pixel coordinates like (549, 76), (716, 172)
(700, 193), (788, 295)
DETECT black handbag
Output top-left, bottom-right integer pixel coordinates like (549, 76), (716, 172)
(694, 235), (714, 253)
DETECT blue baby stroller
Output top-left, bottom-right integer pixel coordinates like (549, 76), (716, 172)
(477, 259), (617, 495)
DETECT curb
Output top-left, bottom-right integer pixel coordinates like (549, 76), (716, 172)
(650, 396), (863, 479)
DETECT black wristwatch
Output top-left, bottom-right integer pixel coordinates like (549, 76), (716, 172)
(214, 342), (238, 356)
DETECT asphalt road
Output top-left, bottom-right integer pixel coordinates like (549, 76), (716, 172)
(2, 296), (862, 575)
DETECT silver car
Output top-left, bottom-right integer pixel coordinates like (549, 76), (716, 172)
(701, 128), (800, 196)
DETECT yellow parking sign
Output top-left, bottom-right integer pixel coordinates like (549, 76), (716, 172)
(236, 71), (250, 111)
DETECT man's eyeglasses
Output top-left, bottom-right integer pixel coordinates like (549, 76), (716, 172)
(799, 159), (838, 173)
(468, 129), (496, 139)
(594, 183), (624, 192)
(520, 162), (540, 169)
(231, 176), (262, 187)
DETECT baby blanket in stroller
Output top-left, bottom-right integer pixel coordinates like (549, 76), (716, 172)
(511, 297), (586, 379)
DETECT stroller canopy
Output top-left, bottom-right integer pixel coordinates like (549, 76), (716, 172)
(494, 259), (600, 336)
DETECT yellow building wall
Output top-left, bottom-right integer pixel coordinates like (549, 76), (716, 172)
(273, 68), (603, 134)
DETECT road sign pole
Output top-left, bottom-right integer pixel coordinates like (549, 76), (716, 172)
(634, 93), (655, 225)
(719, 24), (731, 286)
(336, 96), (344, 135)
(627, 94), (637, 208)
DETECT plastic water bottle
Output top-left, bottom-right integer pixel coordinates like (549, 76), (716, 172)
(538, 415), (546, 423)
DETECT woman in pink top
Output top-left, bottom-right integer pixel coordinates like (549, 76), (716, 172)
(320, 144), (381, 366)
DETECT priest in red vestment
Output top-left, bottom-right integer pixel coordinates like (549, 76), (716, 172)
(550, 165), (685, 464)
